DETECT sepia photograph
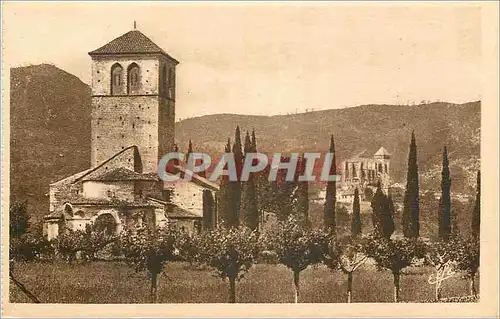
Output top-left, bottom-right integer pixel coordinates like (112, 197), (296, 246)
(1, 1), (498, 317)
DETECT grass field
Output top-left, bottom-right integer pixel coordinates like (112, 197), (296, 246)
(9, 261), (478, 303)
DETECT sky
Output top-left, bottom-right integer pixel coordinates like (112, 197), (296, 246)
(2, 2), (482, 120)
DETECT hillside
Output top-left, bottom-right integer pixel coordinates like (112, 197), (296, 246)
(9, 64), (480, 221)
(176, 102), (480, 193)
(10, 64), (91, 220)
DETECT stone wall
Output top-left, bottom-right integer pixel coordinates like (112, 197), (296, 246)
(82, 180), (135, 201)
(166, 181), (205, 217)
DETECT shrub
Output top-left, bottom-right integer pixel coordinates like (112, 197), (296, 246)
(424, 238), (457, 301)
(55, 223), (118, 262)
(10, 201), (30, 238)
(364, 236), (426, 302)
(261, 216), (329, 303)
(120, 224), (187, 303)
(10, 231), (53, 261)
(194, 226), (260, 303)
(450, 235), (480, 297)
(324, 235), (368, 302)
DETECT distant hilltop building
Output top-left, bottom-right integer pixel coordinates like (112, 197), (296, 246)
(341, 147), (391, 185)
(339, 147), (392, 201)
(44, 28), (217, 240)
(315, 147), (393, 213)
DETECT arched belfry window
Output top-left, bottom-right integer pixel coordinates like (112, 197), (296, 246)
(111, 63), (124, 95)
(127, 63), (140, 95)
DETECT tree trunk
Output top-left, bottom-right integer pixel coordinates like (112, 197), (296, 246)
(347, 272), (353, 303)
(470, 273), (477, 297)
(393, 272), (400, 303)
(228, 276), (236, 303)
(150, 271), (158, 303)
(435, 284), (442, 301)
(293, 270), (300, 303)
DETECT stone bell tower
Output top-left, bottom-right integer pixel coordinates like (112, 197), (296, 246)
(88, 28), (179, 173)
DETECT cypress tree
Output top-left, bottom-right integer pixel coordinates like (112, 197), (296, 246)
(438, 146), (452, 239)
(251, 130), (267, 228)
(371, 183), (383, 238)
(228, 127), (243, 226)
(186, 139), (206, 177)
(371, 182), (394, 239)
(385, 194), (395, 238)
(471, 170), (481, 238)
(402, 131), (420, 238)
(296, 155), (310, 227)
(240, 131), (259, 230)
(323, 135), (337, 234)
(217, 139), (232, 226)
(251, 129), (257, 152)
(187, 139), (193, 158)
(351, 187), (361, 237)
(232, 126), (243, 180)
(273, 158), (295, 221)
(243, 131), (251, 154)
(225, 138), (231, 156)
(172, 144), (180, 166)
(202, 189), (215, 230)
(233, 126), (243, 177)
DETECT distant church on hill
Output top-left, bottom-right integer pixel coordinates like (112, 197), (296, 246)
(336, 147), (392, 204)
(341, 147), (391, 186)
(44, 28), (218, 240)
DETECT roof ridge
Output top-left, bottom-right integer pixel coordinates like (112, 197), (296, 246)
(49, 168), (93, 186)
(83, 166), (158, 182)
(73, 145), (138, 183)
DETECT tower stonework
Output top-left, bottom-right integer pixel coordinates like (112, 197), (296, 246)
(88, 30), (178, 173)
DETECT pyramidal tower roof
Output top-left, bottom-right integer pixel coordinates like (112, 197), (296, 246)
(374, 147), (391, 157)
(88, 29), (179, 64)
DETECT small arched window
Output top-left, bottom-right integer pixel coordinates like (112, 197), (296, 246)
(111, 63), (124, 95)
(127, 63), (140, 95)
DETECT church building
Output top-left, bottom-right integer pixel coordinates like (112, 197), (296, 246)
(338, 146), (392, 202)
(341, 147), (391, 186)
(43, 28), (218, 240)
